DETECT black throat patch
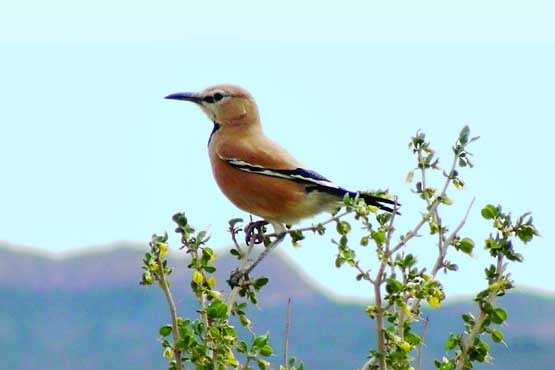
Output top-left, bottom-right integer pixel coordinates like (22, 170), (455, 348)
(208, 121), (221, 146)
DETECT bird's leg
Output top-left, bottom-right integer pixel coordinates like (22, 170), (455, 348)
(228, 222), (286, 288)
(244, 220), (268, 245)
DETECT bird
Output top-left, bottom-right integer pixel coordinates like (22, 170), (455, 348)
(165, 84), (398, 236)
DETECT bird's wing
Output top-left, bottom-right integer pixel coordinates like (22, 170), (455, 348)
(215, 136), (342, 190)
(221, 157), (342, 189)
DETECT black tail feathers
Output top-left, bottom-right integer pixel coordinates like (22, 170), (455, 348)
(351, 191), (401, 214)
(305, 184), (400, 214)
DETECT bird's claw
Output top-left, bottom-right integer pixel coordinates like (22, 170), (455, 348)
(244, 220), (268, 245)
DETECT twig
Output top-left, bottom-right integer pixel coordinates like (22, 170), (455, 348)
(443, 198), (476, 251)
(385, 196), (400, 249)
(283, 298), (292, 368)
(389, 217), (427, 255)
(454, 255), (505, 370)
(431, 154), (459, 257)
(373, 261), (388, 370)
(155, 255), (183, 370)
(415, 316), (429, 370)
(417, 150), (433, 208)
(353, 260), (374, 284)
(227, 235), (257, 315)
(431, 198), (476, 277)
(264, 210), (352, 239)
(242, 232), (286, 276)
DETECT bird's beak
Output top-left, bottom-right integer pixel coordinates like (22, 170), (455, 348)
(164, 92), (202, 103)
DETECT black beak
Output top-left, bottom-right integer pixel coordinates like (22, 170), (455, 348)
(164, 92), (202, 103)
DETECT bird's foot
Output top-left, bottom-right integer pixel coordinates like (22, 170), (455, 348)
(244, 220), (268, 245)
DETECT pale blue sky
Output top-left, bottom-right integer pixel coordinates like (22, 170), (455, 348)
(1, 1), (553, 299)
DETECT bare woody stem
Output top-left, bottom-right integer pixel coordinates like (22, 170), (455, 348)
(370, 199), (400, 370)
(155, 255), (184, 370)
(226, 236), (257, 315)
(283, 298), (292, 367)
(415, 317), (429, 370)
(373, 262), (388, 370)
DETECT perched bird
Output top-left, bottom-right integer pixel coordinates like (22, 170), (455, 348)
(165, 85), (397, 234)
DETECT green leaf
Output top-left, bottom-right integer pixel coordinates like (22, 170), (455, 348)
(434, 358), (454, 370)
(444, 333), (458, 350)
(172, 213), (188, 228)
(239, 314), (251, 327)
(206, 300), (228, 320)
(405, 331), (422, 345)
(254, 277), (269, 290)
(257, 358), (271, 370)
(343, 193), (353, 206)
(469, 338), (489, 362)
(385, 278), (404, 294)
(204, 266), (216, 273)
(248, 291), (258, 304)
(462, 313), (475, 325)
(441, 196), (454, 205)
(481, 204), (498, 219)
(459, 125), (470, 144)
(202, 247), (214, 261)
(372, 230), (386, 245)
(253, 333), (269, 348)
(336, 221), (351, 235)
(237, 341), (248, 353)
(459, 237), (475, 254)
(159, 325), (172, 337)
(517, 225), (536, 243)
(335, 256), (345, 268)
(491, 307), (508, 324)
(506, 251), (524, 262)
(490, 329), (504, 343)
(444, 261), (458, 271)
(259, 344), (273, 356)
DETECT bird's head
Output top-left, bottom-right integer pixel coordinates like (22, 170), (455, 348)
(165, 84), (259, 127)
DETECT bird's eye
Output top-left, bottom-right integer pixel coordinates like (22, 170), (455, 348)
(203, 96), (215, 104)
(213, 92), (224, 102)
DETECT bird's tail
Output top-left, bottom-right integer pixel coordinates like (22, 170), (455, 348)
(306, 184), (400, 214)
(353, 191), (400, 214)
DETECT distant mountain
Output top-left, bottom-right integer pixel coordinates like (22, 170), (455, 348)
(0, 243), (553, 370)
